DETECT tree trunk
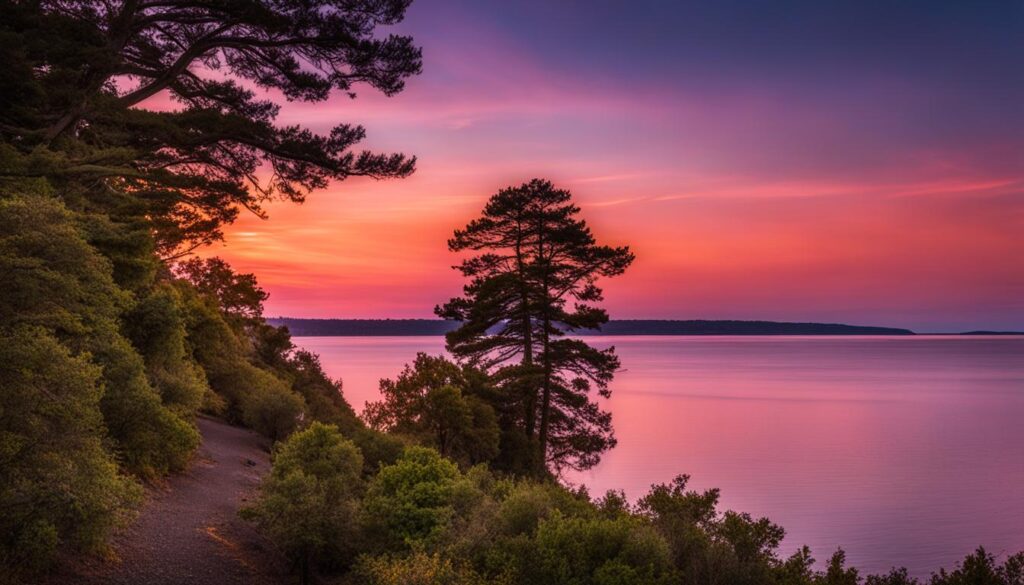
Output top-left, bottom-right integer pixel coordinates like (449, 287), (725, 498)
(536, 218), (551, 475)
(43, 0), (141, 145)
(537, 314), (551, 476)
(522, 293), (536, 438)
(516, 218), (538, 439)
(437, 422), (448, 457)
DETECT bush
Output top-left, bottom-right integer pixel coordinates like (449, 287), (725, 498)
(93, 331), (200, 476)
(362, 446), (471, 550)
(496, 481), (594, 538)
(355, 551), (500, 585)
(0, 327), (140, 578)
(242, 423), (364, 583)
(124, 283), (209, 415)
(351, 427), (407, 476)
(240, 374), (306, 442)
(520, 513), (675, 585)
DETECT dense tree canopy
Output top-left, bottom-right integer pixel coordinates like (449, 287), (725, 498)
(364, 354), (500, 465)
(0, 0), (420, 578)
(0, 0), (421, 255)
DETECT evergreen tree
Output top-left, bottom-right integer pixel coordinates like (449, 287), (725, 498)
(438, 179), (634, 474)
(0, 0), (422, 255)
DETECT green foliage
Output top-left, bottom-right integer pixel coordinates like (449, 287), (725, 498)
(77, 210), (159, 292)
(177, 278), (299, 438)
(242, 423), (364, 581)
(864, 568), (920, 585)
(815, 550), (860, 585)
(522, 513), (675, 585)
(176, 257), (268, 322)
(251, 320), (362, 435)
(0, 327), (140, 579)
(349, 427), (408, 476)
(92, 330), (199, 475)
(249, 424), (1024, 585)
(928, 547), (1024, 585)
(637, 474), (790, 585)
(0, 192), (197, 477)
(355, 551), (499, 585)
(124, 284), (209, 415)
(176, 260), (368, 445)
(362, 446), (471, 550)
(240, 378), (306, 442)
(494, 481), (594, 538)
(0, 190), (126, 336)
(365, 354), (500, 465)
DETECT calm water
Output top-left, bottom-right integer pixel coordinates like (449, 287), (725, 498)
(295, 335), (1024, 576)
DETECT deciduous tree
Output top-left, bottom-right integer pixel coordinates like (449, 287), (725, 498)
(365, 354), (500, 465)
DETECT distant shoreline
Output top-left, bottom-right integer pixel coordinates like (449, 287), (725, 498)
(269, 318), (924, 337)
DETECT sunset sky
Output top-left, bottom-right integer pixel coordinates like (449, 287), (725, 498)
(197, 0), (1024, 332)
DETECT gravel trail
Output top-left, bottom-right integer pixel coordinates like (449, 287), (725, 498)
(48, 416), (287, 585)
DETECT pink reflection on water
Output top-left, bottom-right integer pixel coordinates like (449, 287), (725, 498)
(297, 335), (1024, 576)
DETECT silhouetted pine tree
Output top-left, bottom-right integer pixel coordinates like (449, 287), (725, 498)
(438, 179), (634, 474)
(0, 0), (422, 256)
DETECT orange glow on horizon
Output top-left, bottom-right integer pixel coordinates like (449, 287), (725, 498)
(187, 1), (1023, 332)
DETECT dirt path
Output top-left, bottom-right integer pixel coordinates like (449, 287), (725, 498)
(49, 417), (287, 585)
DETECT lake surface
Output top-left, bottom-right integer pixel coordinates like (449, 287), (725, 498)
(294, 335), (1024, 577)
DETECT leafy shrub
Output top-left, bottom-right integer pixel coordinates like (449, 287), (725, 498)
(0, 327), (140, 578)
(362, 446), (471, 550)
(242, 423), (364, 582)
(519, 513), (675, 585)
(239, 371), (306, 441)
(124, 283), (209, 415)
(355, 551), (500, 585)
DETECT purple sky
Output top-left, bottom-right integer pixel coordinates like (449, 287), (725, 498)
(198, 0), (1024, 332)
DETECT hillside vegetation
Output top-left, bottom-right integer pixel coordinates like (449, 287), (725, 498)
(0, 0), (417, 580)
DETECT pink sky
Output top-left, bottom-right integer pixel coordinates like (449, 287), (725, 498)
(194, 2), (1024, 332)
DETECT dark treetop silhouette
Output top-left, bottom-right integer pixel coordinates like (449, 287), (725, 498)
(0, 0), (421, 256)
(437, 178), (634, 475)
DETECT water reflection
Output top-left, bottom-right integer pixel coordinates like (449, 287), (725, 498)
(296, 335), (1024, 576)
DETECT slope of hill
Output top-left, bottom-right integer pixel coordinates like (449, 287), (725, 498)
(46, 418), (283, 585)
